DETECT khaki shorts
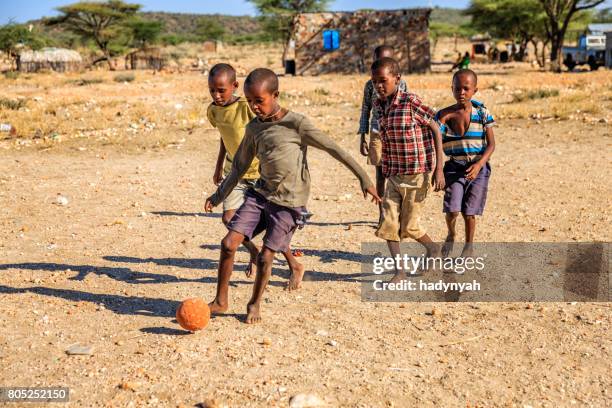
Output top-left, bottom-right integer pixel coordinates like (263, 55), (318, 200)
(223, 179), (256, 212)
(375, 173), (431, 241)
(367, 131), (382, 166)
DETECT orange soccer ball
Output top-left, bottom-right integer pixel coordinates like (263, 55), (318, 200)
(176, 298), (210, 331)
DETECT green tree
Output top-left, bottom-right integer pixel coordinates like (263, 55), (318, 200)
(538, 0), (606, 71)
(128, 18), (163, 48)
(0, 23), (47, 69)
(249, 0), (330, 64)
(46, 0), (141, 70)
(592, 7), (611, 22)
(429, 22), (476, 55)
(195, 17), (225, 41)
(466, 0), (547, 61)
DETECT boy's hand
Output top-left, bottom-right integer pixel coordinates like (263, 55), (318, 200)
(213, 169), (223, 185)
(432, 168), (446, 191)
(364, 185), (382, 204)
(465, 162), (482, 181)
(359, 134), (369, 156)
(204, 197), (215, 213)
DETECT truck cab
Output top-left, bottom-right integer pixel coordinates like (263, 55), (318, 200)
(563, 33), (606, 71)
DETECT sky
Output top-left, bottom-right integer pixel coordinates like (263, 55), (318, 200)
(2, 0), (610, 25)
(1, 0), (473, 24)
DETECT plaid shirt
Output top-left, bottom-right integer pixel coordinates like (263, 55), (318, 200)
(374, 89), (436, 177)
(358, 79), (408, 134)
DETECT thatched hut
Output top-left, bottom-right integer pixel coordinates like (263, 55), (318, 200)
(17, 48), (82, 73)
(126, 48), (166, 70)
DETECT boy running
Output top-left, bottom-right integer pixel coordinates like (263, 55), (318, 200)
(205, 68), (380, 323)
(372, 58), (445, 282)
(358, 45), (408, 223)
(207, 63), (303, 277)
(435, 69), (496, 258)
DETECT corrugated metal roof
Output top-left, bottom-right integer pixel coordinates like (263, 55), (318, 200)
(588, 24), (612, 34)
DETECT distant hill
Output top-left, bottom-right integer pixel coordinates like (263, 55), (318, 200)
(430, 7), (471, 27)
(139, 8), (470, 38)
(140, 12), (262, 37)
(25, 7), (471, 49)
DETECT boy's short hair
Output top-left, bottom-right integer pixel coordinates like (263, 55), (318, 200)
(453, 69), (477, 85)
(209, 63), (237, 83)
(244, 68), (279, 93)
(371, 57), (400, 76)
(373, 45), (394, 59)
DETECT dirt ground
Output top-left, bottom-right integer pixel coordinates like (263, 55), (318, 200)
(0, 58), (611, 407)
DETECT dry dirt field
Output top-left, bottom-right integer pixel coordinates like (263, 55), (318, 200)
(0, 46), (611, 407)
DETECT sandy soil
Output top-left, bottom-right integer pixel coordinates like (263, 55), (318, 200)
(0, 65), (610, 407)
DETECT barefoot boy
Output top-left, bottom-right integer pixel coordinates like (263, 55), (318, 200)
(358, 45), (408, 223)
(435, 69), (496, 258)
(205, 68), (380, 323)
(371, 58), (445, 281)
(207, 63), (303, 278)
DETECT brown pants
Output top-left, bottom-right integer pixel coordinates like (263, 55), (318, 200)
(375, 173), (431, 241)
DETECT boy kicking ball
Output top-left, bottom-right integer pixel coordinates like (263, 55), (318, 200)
(205, 68), (380, 323)
(206, 63), (304, 279)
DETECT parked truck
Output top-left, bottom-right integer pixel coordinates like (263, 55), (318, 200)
(562, 34), (606, 71)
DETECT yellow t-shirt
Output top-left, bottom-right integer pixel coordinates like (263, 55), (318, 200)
(207, 97), (259, 180)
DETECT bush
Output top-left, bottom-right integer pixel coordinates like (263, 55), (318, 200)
(0, 97), (27, 110)
(114, 73), (135, 83)
(3, 71), (19, 80)
(67, 77), (104, 86)
(512, 89), (559, 103)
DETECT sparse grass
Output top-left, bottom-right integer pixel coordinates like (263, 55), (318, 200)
(0, 98), (27, 110)
(511, 89), (559, 103)
(114, 73), (135, 83)
(3, 71), (19, 80)
(0, 45), (609, 148)
(67, 77), (105, 86)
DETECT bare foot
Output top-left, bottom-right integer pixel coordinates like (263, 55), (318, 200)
(245, 303), (261, 324)
(426, 243), (442, 259)
(285, 262), (305, 291)
(208, 299), (228, 314)
(460, 243), (475, 259)
(442, 234), (455, 258)
(389, 271), (408, 283)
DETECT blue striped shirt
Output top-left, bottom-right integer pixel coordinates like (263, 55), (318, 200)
(435, 100), (495, 162)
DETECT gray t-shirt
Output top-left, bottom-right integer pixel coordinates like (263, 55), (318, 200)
(210, 111), (373, 208)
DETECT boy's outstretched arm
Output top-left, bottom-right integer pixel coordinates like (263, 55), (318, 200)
(358, 81), (372, 156)
(213, 140), (226, 185)
(300, 116), (381, 203)
(205, 131), (256, 212)
(358, 81), (373, 136)
(428, 120), (446, 191)
(466, 127), (496, 181)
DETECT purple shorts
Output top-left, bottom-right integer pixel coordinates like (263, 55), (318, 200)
(227, 189), (305, 252)
(443, 160), (491, 216)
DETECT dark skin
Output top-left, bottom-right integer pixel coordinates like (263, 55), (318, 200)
(203, 80), (305, 321)
(209, 72), (240, 186)
(206, 80), (381, 323)
(360, 48), (395, 224)
(208, 72), (261, 277)
(371, 66), (446, 282)
(436, 73), (496, 258)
